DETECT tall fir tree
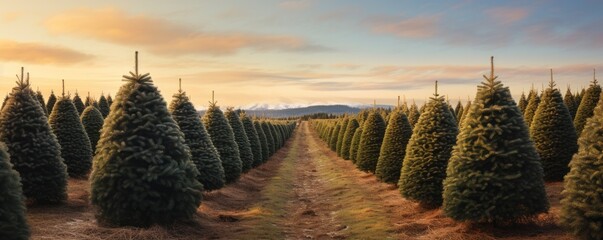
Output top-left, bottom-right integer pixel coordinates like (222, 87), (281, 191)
(349, 127), (363, 163)
(530, 71), (578, 181)
(574, 71), (601, 136)
(169, 83), (224, 191)
(98, 94), (110, 118)
(341, 118), (359, 160)
(399, 82), (458, 207)
(564, 87), (578, 120)
(329, 122), (341, 152)
(46, 90), (57, 115)
(561, 85), (603, 239)
(203, 94), (242, 184)
(91, 53), (202, 227)
(225, 108), (254, 173)
(523, 89), (540, 128)
(106, 94), (113, 107)
(241, 114), (263, 168)
(255, 121), (270, 162)
(355, 111), (386, 173)
(336, 118), (349, 157)
(81, 105), (104, 151)
(49, 81), (93, 178)
(0, 142), (30, 240)
(443, 57), (549, 223)
(0, 68), (67, 204)
(72, 92), (85, 115)
(375, 110), (412, 184)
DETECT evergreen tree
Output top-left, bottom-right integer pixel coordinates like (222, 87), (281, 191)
(561, 88), (603, 239)
(98, 94), (110, 118)
(107, 94), (113, 107)
(255, 121), (269, 162)
(35, 89), (47, 116)
(443, 58), (549, 223)
(454, 101), (463, 119)
(355, 111), (386, 173)
(91, 54), (202, 227)
(203, 98), (242, 184)
(262, 121), (276, 157)
(341, 118), (359, 160)
(0, 68), (67, 204)
(241, 114), (263, 167)
(408, 102), (420, 128)
(523, 89), (540, 128)
(564, 87), (578, 120)
(336, 118), (349, 157)
(460, 99), (472, 127)
(530, 71), (578, 181)
(375, 110), (412, 184)
(225, 108), (253, 173)
(574, 73), (601, 136)
(169, 86), (224, 191)
(401, 98), (410, 116)
(81, 105), (104, 151)
(49, 83), (93, 178)
(399, 82), (458, 206)
(72, 92), (85, 115)
(85, 93), (93, 107)
(0, 143), (30, 240)
(329, 123), (341, 152)
(46, 90), (57, 115)
(269, 123), (281, 151)
(349, 128), (363, 163)
(518, 92), (528, 113)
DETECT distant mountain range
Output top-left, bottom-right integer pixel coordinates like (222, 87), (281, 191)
(198, 104), (393, 118)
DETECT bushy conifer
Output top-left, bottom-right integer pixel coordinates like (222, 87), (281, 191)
(574, 72), (601, 136)
(81, 105), (104, 151)
(0, 143), (30, 240)
(375, 110), (412, 184)
(341, 118), (359, 160)
(241, 114), (263, 167)
(355, 111), (386, 172)
(225, 108), (253, 172)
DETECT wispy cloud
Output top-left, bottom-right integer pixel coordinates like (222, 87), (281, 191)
(0, 39), (92, 65)
(371, 15), (439, 39)
(45, 7), (330, 56)
(485, 7), (529, 25)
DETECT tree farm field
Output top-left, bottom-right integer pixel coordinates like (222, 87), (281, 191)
(24, 122), (571, 240)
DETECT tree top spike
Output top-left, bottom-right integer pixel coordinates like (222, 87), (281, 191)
(62, 79), (65, 96)
(434, 80), (439, 97)
(549, 69), (555, 88)
(179, 78), (182, 93)
(135, 51), (139, 75)
(397, 95), (400, 108)
(593, 69), (598, 85)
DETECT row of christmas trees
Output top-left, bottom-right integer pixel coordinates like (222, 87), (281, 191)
(0, 53), (297, 239)
(312, 58), (601, 239)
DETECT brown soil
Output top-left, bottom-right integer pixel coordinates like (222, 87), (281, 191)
(27, 121), (574, 239)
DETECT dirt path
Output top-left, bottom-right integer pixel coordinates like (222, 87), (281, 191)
(27, 121), (573, 239)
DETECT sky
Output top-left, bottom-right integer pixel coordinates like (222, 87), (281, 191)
(1, 0), (602, 109)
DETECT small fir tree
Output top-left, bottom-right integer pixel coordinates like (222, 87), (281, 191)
(0, 68), (67, 204)
(336, 118), (349, 157)
(523, 89), (540, 128)
(262, 121), (276, 157)
(564, 87), (578, 120)
(375, 110), (412, 184)
(80, 105), (104, 151)
(255, 121), (270, 162)
(355, 111), (386, 173)
(349, 127), (363, 163)
(408, 101), (420, 128)
(341, 118), (359, 160)
(574, 70), (601, 136)
(530, 70), (578, 181)
(46, 90), (57, 115)
(98, 94), (110, 118)
(225, 108), (254, 173)
(518, 92), (528, 113)
(90, 53), (202, 227)
(72, 92), (85, 115)
(443, 57), (549, 223)
(241, 114), (263, 167)
(35, 89), (47, 116)
(49, 81), (93, 178)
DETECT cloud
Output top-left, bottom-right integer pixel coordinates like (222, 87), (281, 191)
(279, 0), (313, 10)
(0, 39), (92, 65)
(485, 7), (529, 25)
(1, 12), (21, 22)
(331, 63), (362, 70)
(371, 16), (439, 39)
(45, 7), (330, 56)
